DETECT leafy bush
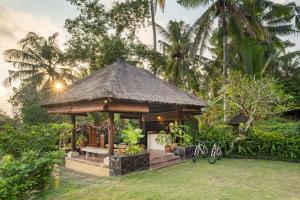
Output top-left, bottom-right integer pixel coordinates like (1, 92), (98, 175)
(121, 122), (144, 155)
(0, 151), (64, 200)
(196, 124), (234, 155)
(232, 127), (300, 161)
(196, 118), (300, 161)
(0, 123), (72, 158)
(254, 117), (300, 135)
(0, 123), (68, 199)
(156, 131), (172, 146)
(168, 123), (193, 146)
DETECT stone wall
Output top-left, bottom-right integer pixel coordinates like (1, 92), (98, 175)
(109, 153), (150, 176)
(176, 145), (196, 159)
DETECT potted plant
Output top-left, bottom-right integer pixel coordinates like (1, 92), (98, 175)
(109, 122), (149, 176)
(168, 122), (183, 152)
(117, 143), (127, 155)
(175, 126), (195, 158)
(121, 123), (144, 155)
(156, 130), (172, 153)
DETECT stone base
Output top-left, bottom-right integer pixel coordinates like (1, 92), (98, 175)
(65, 158), (109, 177)
(67, 151), (80, 158)
(175, 145), (196, 159)
(109, 153), (150, 176)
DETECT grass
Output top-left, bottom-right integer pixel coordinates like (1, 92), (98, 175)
(39, 159), (300, 200)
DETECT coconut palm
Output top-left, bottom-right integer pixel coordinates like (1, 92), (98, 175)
(178, 0), (254, 122)
(228, 0), (300, 76)
(4, 32), (77, 88)
(156, 20), (199, 90)
(178, 0), (300, 121)
(150, 0), (167, 54)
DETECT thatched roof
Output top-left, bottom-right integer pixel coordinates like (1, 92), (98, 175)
(41, 60), (206, 108)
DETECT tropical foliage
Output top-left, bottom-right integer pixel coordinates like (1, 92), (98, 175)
(4, 32), (76, 89)
(156, 20), (199, 90)
(0, 151), (63, 200)
(196, 118), (300, 161)
(0, 124), (67, 199)
(0, 110), (13, 127)
(121, 122), (144, 155)
(216, 72), (293, 133)
(1, 1), (300, 198)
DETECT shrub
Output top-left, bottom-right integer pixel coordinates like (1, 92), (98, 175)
(121, 122), (144, 155)
(0, 123), (71, 158)
(254, 117), (300, 135)
(0, 151), (64, 200)
(196, 118), (300, 161)
(232, 128), (300, 161)
(0, 123), (68, 199)
(196, 124), (234, 155)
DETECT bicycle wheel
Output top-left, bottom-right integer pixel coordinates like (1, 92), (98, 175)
(203, 146), (209, 157)
(192, 156), (197, 163)
(208, 155), (217, 164)
(208, 148), (217, 164)
(217, 151), (223, 160)
(192, 148), (199, 163)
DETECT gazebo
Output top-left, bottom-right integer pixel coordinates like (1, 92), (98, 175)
(41, 60), (206, 175)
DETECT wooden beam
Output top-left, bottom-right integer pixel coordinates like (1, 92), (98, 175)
(105, 103), (149, 113)
(46, 102), (149, 114)
(120, 113), (141, 119)
(71, 102), (105, 113)
(71, 115), (76, 151)
(48, 105), (71, 114)
(182, 108), (201, 112)
(108, 112), (115, 156)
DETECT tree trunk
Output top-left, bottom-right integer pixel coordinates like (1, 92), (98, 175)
(150, 0), (157, 52)
(222, 1), (229, 123)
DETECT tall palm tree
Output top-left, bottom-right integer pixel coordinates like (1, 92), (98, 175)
(227, 0), (300, 76)
(178, 0), (267, 121)
(4, 32), (77, 88)
(150, 0), (157, 52)
(150, 0), (167, 53)
(156, 20), (199, 90)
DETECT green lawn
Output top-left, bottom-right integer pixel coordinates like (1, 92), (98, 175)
(39, 159), (300, 200)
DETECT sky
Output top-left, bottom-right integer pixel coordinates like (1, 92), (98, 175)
(0, 0), (299, 115)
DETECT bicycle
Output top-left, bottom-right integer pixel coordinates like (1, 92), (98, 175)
(192, 141), (209, 162)
(207, 143), (222, 164)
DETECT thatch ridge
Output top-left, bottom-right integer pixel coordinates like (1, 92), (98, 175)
(42, 60), (206, 107)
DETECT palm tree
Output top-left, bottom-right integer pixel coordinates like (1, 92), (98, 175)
(178, 0), (300, 121)
(150, 0), (157, 52)
(156, 20), (199, 90)
(227, 0), (300, 76)
(178, 0), (267, 121)
(150, 0), (167, 54)
(4, 32), (77, 88)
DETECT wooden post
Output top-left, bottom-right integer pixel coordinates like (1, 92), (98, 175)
(139, 115), (143, 129)
(108, 112), (115, 156)
(178, 110), (183, 125)
(71, 115), (76, 151)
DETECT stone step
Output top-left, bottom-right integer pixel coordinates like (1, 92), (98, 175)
(149, 159), (185, 170)
(150, 155), (181, 166)
(149, 153), (173, 159)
